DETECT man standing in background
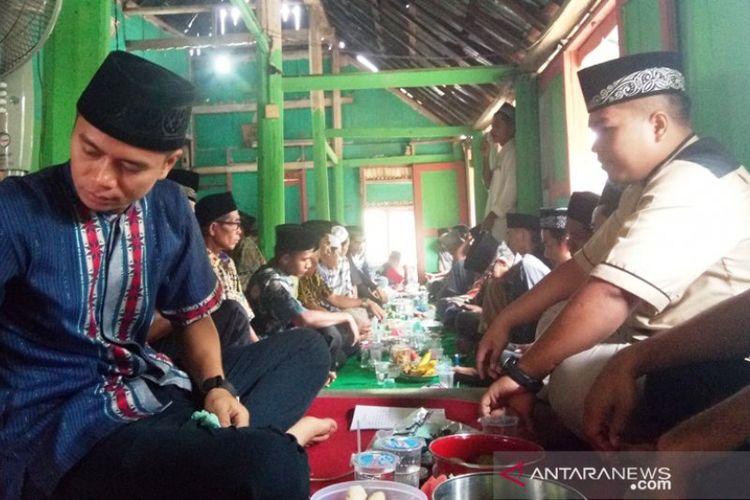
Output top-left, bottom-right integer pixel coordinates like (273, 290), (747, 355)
(481, 103), (517, 243)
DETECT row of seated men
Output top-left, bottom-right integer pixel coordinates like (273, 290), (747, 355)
(434, 184), (619, 353)
(152, 170), (386, 384)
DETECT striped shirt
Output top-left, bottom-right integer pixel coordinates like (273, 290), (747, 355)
(0, 164), (221, 498)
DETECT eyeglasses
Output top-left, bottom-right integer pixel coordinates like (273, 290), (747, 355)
(217, 220), (242, 230)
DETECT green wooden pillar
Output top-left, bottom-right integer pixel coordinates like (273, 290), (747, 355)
(40, 0), (110, 168)
(515, 74), (543, 214)
(331, 48), (345, 221)
(256, 0), (285, 256)
(309, 5), (330, 220)
(470, 133), (487, 224)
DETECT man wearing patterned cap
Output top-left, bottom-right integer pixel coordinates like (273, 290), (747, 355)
(478, 52), (750, 442)
(481, 102), (517, 242)
(0, 51), (332, 499)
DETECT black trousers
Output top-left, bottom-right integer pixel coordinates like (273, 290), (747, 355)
(50, 329), (330, 500)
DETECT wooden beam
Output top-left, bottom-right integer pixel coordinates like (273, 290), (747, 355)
(194, 160), (316, 174)
(309, 3), (330, 219)
(283, 65), (513, 92)
(341, 153), (458, 168)
(191, 96), (353, 114)
(325, 126), (474, 139)
(125, 29), (308, 51)
(230, 0), (269, 54)
(325, 142), (339, 164)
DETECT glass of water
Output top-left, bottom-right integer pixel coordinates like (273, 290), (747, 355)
(374, 361), (389, 385)
(437, 362), (454, 388)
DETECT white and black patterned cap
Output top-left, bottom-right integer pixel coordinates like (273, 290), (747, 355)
(578, 52), (685, 112)
(539, 207), (567, 230)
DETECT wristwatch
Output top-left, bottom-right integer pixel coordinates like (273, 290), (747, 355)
(501, 356), (544, 394)
(201, 375), (238, 398)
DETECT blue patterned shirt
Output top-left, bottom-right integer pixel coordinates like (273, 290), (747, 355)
(0, 164), (222, 498)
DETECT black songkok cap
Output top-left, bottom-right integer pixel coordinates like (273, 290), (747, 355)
(507, 213), (540, 231)
(77, 50), (195, 151)
(239, 212), (258, 235)
(167, 169), (200, 200)
(578, 51), (685, 113)
(599, 182), (625, 213)
(303, 219), (334, 243)
(496, 102), (516, 123)
(539, 207), (567, 230)
(567, 191), (600, 227)
(464, 229), (499, 274)
(195, 192), (237, 227)
(275, 224), (319, 254)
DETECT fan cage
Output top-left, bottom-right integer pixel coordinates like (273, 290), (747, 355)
(0, 0), (63, 78)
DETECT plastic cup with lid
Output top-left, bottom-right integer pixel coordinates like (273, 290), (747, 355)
(351, 450), (399, 481)
(373, 435), (425, 488)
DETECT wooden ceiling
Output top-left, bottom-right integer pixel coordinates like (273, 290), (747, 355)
(123, 0), (596, 126)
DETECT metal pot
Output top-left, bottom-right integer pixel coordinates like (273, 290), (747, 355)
(432, 472), (586, 500)
(429, 433), (544, 477)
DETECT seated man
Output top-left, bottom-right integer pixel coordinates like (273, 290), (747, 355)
(564, 191), (600, 254)
(538, 207), (571, 269)
(478, 52), (750, 439)
(301, 229), (384, 332)
(480, 213), (550, 343)
(584, 289), (750, 497)
(346, 225), (386, 305)
(231, 211), (266, 290)
(0, 51), (333, 500)
(247, 224), (361, 372)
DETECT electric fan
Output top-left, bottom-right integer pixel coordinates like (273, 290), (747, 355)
(0, 0), (62, 175)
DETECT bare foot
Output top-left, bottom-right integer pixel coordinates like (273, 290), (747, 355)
(287, 416), (338, 447)
(325, 371), (337, 387)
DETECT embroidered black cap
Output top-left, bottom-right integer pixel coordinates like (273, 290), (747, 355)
(567, 191), (600, 227)
(578, 52), (685, 112)
(77, 51), (195, 151)
(195, 192), (237, 227)
(539, 207), (567, 230)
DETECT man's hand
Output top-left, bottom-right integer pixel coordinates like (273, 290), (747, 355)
(365, 299), (385, 320)
(348, 317), (361, 345)
(480, 375), (536, 436)
(476, 320), (511, 379)
(204, 388), (249, 428)
(461, 303), (482, 313)
(583, 353), (640, 451)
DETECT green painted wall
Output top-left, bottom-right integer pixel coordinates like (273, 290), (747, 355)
(365, 183), (413, 203)
(621, 0), (664, 54)
(679, 0), (750, 169)
(515, 74), (543, 214)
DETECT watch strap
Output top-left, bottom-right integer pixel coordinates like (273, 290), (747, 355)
(200, 376), (238, 398)
(502, 356), (544, 393)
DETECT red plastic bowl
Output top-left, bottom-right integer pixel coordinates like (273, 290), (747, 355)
(429, 433), (545, 477)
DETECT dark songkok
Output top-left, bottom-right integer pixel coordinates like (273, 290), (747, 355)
(195, 192), (237, 227)
(567, 191), (600, 227)
(578, 52), (685, 112)
(464, 229), (499, 274)
(275, 224), (319, 254)
(239, 212), (258, 235)
(496, 102), (516, 123)
(303, 219), (335, 244)
(167, 169), (200, 201)
(77, 51), (195, 151)
(507, 213), (540, 231)
(539, 207), (567, 230)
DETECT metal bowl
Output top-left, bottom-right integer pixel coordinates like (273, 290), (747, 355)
(432, 472), (586, 500)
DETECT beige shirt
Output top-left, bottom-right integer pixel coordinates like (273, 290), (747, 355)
(574, 136), (750, 331)
(485, 139), (517, 242)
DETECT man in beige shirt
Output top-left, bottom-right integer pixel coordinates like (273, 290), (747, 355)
(482, 103), (517, 243)
(477, 51), (750, 437)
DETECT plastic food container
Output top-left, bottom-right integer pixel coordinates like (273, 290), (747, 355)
(310, 479), (428, 500)
(351, 451), (399, 481)
(429, 433), (544, 477)
(372, 435), (425, 488)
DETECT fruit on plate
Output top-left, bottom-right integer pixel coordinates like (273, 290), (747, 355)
(402, 351), (437, 377)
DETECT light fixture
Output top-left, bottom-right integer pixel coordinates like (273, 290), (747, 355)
(338, 40), (346, 49)
(219, 8), (227, 35)
(292, 5), (302, 31)
(356, 54), (379, 72)
(214, 54), (233, 75)
(281, 3), (290, 22)
(231, 7), (240, 26)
